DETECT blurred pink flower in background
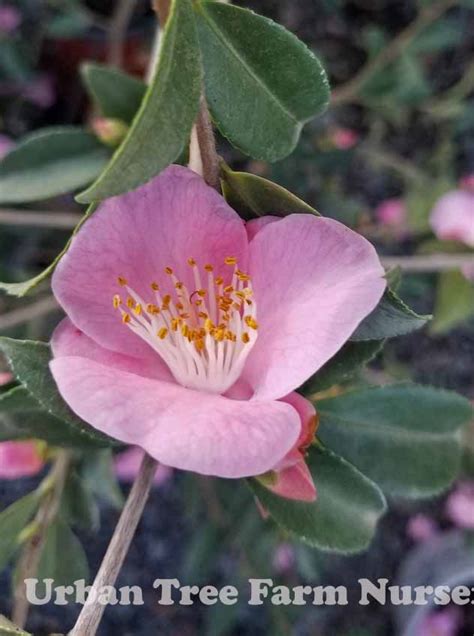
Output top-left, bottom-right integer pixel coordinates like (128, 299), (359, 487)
(273, 542), (296, 574)
(459, 173), (474, 191)
(406, 513), (439, 542)
(22, 75), (55, 109)
(49, 166), (385, 494)
(445, 481), (474, 529)
(0, 441), (44, 479)
(418, 607), (462, 636)
(114, 447), (173, 486)
(430, 190), (474, 247)
(0, 5), (21, 34)
(375, 198), (408, 236)
(0, 134), (14, 160)
(0, 371), (13, 385)
(331, 127), (359, 150)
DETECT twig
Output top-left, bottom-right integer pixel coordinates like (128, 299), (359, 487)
(107, 0), (138, 68)
(0, 209), (81, 229)
(381, 253), (474, 273)
(69, 454), (158, 636)
(0, 296), (58, 332)
(13, 452), (72, 629)
(332, 0), (458, 105)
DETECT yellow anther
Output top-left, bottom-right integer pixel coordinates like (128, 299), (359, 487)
(176, 302), (184, 311)
(237, 271), (251, 281)
(175, 281), (184, 290)
(162, 294), (171, 305)
(242, 332), (250, 344)
(204, 318), (214, 333)
(158, 327), (168, 340)
(146, 304), (160, 315)
(187, 257), (196, 266)
(244, 316), (259, 330)
(164, 266), (173, 275)
(197, 289), (207, 297)
(151, 282), (160, 291)
(198, 311), (208, 319)
(171, 318), (179, 331)
(181, 324), (189, 338)
(195, 299), (203, 307)
(180, 312), (190, 319)
(224, 285), (234, 294)
(224, 257), (237, 265)
(204, 264), (214, 272)
(195, 338), (205, 351)
(113, 295), (121, 309)
(134, 304), (142, 316)
(215, 276), (224, 285)
(122, 313), (131, 324)
(126, 297), (135, 309)
(118, 276), (128, 286)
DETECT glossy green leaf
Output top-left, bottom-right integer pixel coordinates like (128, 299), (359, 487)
(77, 0), (201, 203)
(0, 338), (116, 447)
(0, 202), (97, 297)
(317, 384), (472, 498)
(81, 63), (146, 124)
(62, 471), (100, 530)
(250, 445), (386, 553)
(0, 615), (31, 636)
(195, 1), (330, 161)
(220, 163), (318, 220)
(0, 127), (109, 203)
(351, 288), (430, 341)
(0, 494), (39, 573)
(431, 270), (474, 334)
(303, 340), (384, 394)
(35, 518), (89, 596)
(80, 450), (124, 509)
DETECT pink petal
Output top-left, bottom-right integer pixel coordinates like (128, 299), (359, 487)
(52, 318), (173, 382)
(246, 216), (279, 242)
(267, 459), (316, 502)
(280, 392), (318, 449)
(430, 190), (474, 247)
(52, 166), (248, 359)
(242, 215), (386, 400)
(50, 357), (301, 478)
(114, 447), (173, 486)
(0, 441), (44, 479)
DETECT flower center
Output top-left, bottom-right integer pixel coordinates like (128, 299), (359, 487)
(113, 257), (258, 394)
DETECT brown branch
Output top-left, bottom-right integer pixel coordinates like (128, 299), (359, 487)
(332, 0), (458, 105)
(381, 253), (474, 273)
(0, 296), (58, 332)
(107, 0), (138, 68)
(0, 209), (81, 229)
(12, 452), (72, 629)
(69, 454), (158, 636)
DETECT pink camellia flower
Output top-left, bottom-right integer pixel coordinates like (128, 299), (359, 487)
(0, 5), (21, 34)
(0, 371), (13, 385)
(430, 190), (474, 247)
(375, 198), (407, 230)
(330, 127), (359, 150)
(0, 441), (44, 479)
(445, 481), (474, 529)
(459, 173), (474, 191)
(419, 607), (462, 636)
(114, 447), (173, 486)
(49, 166), (385, 495)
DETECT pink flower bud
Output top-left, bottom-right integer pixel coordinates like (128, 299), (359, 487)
(445, 481), (474, 529)
(331, 127), (359, 150)
(0, 5), (21, 34)
(92, 118), (129, 148)
(0, 441), (44, 479)
(406, 513), (438, 542)
(375, 198), (407, 228)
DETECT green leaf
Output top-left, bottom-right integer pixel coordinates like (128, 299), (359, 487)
(431, 270), (474, 334)
(77, 0), (201, 203)
(0, 338), (116, 447)
(317, 384), (472, 498)
(80, 450), (124, 509)
(0, 127), (109, 204)
(62, 471), (100, 530)
(36, 518), (89, 595)
(195, 1), (330, 161)
(250, 445), (386, 553)
(0, 616), (31, 636)
(81, 63), (146, 124)
(0, 494), (39, 573)
(220, 163), (318, 221)
(303, 340), (384, 394)
(351, 288), (430, 341)
(0, 202), (97, 297)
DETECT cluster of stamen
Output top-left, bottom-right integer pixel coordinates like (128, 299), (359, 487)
(113, 257), (258, 393)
